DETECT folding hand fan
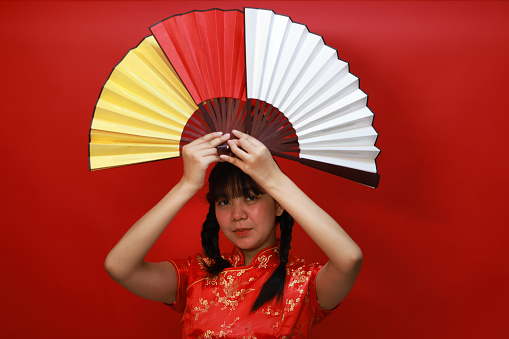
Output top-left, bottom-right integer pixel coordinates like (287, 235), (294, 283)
(90, 8), (381, 188)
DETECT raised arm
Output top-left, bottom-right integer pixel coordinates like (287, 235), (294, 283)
(104, 132), (230, 304)
(221, 130), (363, 310)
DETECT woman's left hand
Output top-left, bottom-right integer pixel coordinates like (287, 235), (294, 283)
(219, 130), (282, 186)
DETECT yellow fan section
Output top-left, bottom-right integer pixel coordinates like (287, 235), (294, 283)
(89, 36), (198, 170)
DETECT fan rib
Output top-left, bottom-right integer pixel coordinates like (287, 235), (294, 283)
(300, 157), (379, 187)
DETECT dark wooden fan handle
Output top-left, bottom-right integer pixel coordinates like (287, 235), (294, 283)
(216, 144), (245, 157)
(217, 145), (232, 156)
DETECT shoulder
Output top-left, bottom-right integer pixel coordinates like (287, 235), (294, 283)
(287, 254), (324, 271)
(285, 255), (335, 324)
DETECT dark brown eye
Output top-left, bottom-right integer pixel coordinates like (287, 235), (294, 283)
(217, 200), (230, 206)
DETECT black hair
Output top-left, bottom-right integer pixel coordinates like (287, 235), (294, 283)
(201, 162), (294, 312)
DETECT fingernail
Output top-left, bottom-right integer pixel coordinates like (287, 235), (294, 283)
(224, 133), (230, 138)
(215, 131), (223, 136)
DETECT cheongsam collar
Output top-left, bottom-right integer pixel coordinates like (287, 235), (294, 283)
(229, 241), (280, 268)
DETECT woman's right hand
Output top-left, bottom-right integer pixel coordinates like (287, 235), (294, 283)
(180, 132), (230, 191)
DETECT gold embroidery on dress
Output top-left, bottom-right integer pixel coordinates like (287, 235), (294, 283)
(222, 317), (240, 329)
(199, 255), (213, 267)
(184, 247), (324, 338)
(288, 266), (313, 294)
(197, 318), (258, 339)
(259, 303), (285, 329)
(257, 254), (272, 268)
(199, 329), (232, 338)
(214, 270), (256, 313)
(284, 298), (302, 313)
(241, 322), (258, 339)
(206, 275), (219, 286)
(192, 298), (212, 320)
(231, 249), (243, 267)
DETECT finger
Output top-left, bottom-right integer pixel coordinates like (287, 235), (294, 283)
(194, 147), (221, 158)
(231, 130), (266, 154)
(208, 132), (230, 148)
(198, 132), (230, 150)
(231, 130), (264, 147)
(231, 129), (248, 138)
(235, 137), (256, 154)
(201, 131), (224, 141)
(219, 154), (242, 168)
(189, 132), (229, 150)
(228, 139), (247, 160)
(184, 133), (219, 151)
(203, 153), (222, 165)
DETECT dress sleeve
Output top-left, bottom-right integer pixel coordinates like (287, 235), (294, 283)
(164, 257), (192, 313)
(308, 263), (337, 325)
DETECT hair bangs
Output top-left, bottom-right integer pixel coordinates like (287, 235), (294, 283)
(207, 163), (265, 203)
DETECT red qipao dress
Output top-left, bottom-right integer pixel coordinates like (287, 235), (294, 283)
(167, 244), (334, 338)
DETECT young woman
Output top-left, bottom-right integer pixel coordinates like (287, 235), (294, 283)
(104, 130), (363, 338)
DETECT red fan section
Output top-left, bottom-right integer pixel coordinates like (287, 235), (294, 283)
(150, 9), (246, 104)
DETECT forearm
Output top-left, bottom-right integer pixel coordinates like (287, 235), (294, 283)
(104, 180), (198, 281)
(263, 172), (362, 273)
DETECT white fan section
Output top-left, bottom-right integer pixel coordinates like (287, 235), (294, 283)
(244, 8), (379, 173)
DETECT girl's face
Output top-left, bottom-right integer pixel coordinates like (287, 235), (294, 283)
(215, 192), (284, 260)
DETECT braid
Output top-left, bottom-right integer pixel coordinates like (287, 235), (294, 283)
(278, 211), (293, 267)
(201, 203), (231, 274)
(251, 210), (294, 312)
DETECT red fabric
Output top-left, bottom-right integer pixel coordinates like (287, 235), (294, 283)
(167, 244), (333, 338)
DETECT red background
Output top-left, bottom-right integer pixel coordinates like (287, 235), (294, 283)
(1, 1), (508, 338)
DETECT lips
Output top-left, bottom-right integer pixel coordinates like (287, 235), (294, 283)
(233, 228), (252, 237)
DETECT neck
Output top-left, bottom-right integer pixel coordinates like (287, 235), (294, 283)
(241, 249), (258, 266)
(239, 237), (278, 266)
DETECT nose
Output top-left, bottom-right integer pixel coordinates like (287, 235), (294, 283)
(231, 201), (247, 221)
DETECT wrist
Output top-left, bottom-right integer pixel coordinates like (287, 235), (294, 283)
(175, 177), (202, 196)
(260, 169), (289, 195)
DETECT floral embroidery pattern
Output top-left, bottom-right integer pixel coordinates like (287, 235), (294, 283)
(192, 298), (212, 320)
(171, 244), (331, 338)
(257, 254), (272, 268)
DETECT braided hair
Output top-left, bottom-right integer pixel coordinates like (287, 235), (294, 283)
(201, 162), (294, 312)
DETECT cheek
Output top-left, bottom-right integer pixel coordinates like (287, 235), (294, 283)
(251, 204), (277, 224)
(214, 209), (229, 227)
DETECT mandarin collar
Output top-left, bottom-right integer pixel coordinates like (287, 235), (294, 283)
(230, 242), (280, 268)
